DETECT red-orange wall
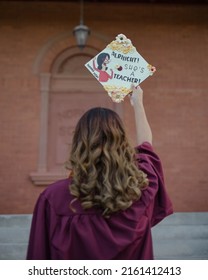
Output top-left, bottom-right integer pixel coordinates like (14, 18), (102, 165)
(0, 2), (208, 213)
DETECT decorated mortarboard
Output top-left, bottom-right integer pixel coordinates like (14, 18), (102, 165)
(85, 34), (156, 103)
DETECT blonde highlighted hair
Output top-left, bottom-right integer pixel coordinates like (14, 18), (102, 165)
(66, 107), (148, 217)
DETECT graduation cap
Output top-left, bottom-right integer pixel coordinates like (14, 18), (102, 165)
(85, 34), (156, 103)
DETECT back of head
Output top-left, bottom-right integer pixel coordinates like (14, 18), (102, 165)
(66, 107), (148, 217)
(71, 107), (126, 155)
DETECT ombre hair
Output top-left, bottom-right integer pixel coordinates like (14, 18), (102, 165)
(66, 107), (148, 217)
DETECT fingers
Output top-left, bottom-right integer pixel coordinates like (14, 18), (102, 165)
(128, 94), (134, 106)
(131, 83), (142, 91)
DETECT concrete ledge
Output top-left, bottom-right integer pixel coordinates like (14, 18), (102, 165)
(0, 244), (28, 260)
(0, 214), (32, 228)
(0, 212), (208, 260)
(153, 239), (208, 260)
(157, 212), (208, 225)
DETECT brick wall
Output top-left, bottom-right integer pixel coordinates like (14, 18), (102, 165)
(0, 2), (207, 213)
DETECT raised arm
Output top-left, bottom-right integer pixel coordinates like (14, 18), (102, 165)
(129, 85), (152, 146)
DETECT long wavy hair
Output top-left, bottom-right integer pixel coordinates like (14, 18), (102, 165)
(66, 107), (148, 217)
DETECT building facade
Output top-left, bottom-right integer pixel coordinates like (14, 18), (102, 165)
(0, 1), (208, 214)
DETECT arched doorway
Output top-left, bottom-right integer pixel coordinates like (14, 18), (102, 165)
(31, 45), (122, 185)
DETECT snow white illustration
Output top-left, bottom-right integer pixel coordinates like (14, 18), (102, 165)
(93, 52), (114, 82)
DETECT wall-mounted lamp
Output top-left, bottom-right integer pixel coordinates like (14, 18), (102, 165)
(73, 0), (90, 50)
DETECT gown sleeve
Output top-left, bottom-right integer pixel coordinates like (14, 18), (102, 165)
(136, 142), (173, 227)
(26, 193), (54, 260)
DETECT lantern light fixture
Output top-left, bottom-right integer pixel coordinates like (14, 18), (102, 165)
(73, 0), (90, 50)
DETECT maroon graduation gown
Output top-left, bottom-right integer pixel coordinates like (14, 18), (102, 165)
(27, 142), (173, 260)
